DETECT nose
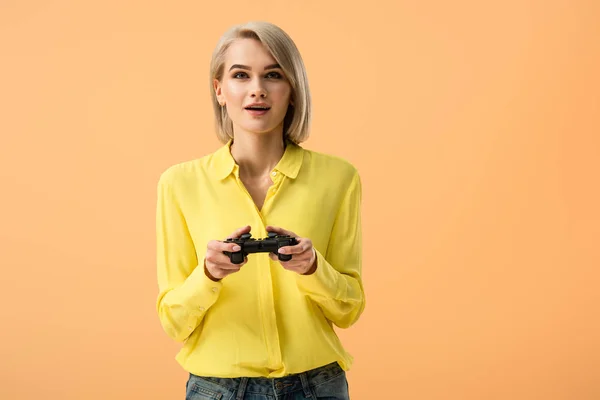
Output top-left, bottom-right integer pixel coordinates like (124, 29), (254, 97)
(249, 79), (267, 98)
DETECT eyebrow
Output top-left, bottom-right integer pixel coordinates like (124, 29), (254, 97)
(228, 63), (281, 71)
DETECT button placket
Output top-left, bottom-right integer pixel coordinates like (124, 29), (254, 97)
(262, 171), (282, 216)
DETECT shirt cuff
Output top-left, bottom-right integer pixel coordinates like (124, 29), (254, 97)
(295, 249), (341, 300)
(178, 259), (224, 314)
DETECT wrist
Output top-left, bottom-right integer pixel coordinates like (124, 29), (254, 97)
(302, 249), (318, 275)
(204, 262), (222, 282)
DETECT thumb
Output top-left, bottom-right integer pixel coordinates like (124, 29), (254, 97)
(228, 225), (251, 239)
(266, 225), (296, 237)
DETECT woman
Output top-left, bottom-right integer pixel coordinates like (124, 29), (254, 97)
(156, 21), (365, 400)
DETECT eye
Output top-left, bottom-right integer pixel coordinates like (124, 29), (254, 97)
(232, 72), (248, 79)
(265, 71), (283, 79)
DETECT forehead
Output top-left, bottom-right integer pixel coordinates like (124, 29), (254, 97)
(224, 38), (277, 67)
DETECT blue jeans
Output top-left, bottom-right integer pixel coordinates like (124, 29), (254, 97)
(185, 362), (350, 400)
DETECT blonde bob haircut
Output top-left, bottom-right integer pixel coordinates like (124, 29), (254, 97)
(209, 21), (312, 144)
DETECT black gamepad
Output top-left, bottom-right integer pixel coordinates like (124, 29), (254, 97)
(223, 231), (299, 264)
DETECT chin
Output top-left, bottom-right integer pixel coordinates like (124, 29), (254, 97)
(238, 123), (284, 136)
(246, 129), (280, 136)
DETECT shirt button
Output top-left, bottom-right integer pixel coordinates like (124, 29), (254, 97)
(199, 306), (205, 311)
(212, 287), (218, 292)
(271, 171), (277, 177)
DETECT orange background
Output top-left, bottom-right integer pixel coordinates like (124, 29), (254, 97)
(1, 1), (599, 399)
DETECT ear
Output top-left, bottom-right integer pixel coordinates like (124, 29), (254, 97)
(213, 78), (224, 105)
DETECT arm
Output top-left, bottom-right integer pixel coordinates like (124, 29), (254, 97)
(155, 172), (223, 342)
(295, 171), (365, 328)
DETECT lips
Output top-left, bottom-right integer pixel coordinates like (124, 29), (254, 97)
(244, 104), (271, 111)
(245, 103), (271, 116)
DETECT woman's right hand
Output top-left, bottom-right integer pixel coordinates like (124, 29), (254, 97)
(204, 225), (251, 281)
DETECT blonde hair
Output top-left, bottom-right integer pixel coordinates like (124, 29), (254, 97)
(209, 21), (312, 144)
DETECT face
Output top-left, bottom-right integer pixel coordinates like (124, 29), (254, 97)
(214, 38), (293, 138)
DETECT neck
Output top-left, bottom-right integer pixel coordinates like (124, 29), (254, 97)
(230, 132), (286, 178)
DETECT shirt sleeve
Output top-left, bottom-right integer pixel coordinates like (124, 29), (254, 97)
(295, 170), (366, 328)
(155, 171), (223, 343)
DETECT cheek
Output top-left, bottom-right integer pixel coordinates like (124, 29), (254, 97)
(223, 81), (245, 101)
(269, 84), (292, 104)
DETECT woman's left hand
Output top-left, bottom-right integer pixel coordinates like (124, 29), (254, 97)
(266, 226), (317, 275)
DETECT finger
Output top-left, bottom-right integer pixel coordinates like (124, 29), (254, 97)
(266, 225), (296, 237)
(209, 254), (247, 269)
(207, 253), (246, 271)
(279, 262), (307, 273)
(223, 253), (249, 267)
(269, 252), (304, 264)
(275, 248), (312, 265)
(205, 263), (239, 280)
(271, 250), (313, 264)
(206, 252), (242, 268)
(220, 256), (248, 268)
(208, 239), (243, 253)
(215, 262), (244, 271)
(278, 239), (310, 255)
(227, 225), (251, 239)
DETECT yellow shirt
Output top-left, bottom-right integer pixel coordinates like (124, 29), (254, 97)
(155, 139), (365, 378)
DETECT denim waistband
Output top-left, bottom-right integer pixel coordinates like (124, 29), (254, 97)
(191, 361), (344, 398)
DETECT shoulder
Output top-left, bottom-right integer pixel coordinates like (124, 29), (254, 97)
(301, 147), (361, 183)
(302, 147), (359, 176)
(157, 150), (218, 189)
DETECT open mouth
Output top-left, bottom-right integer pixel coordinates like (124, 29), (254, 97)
(245, 106), (271, 115)
(245, 106), (271, 111)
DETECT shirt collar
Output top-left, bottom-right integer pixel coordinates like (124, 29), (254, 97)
(212, 138), (304, 181)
